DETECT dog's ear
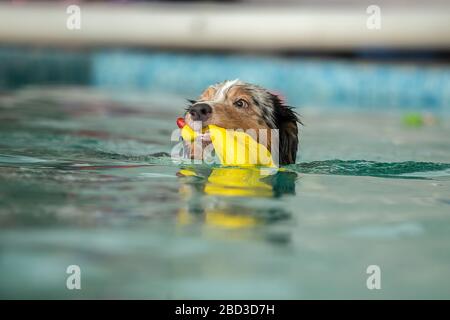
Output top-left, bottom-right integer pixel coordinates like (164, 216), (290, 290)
(271, 94), (300, 165)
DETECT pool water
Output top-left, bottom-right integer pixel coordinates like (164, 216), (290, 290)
(1, 87), (450, 299)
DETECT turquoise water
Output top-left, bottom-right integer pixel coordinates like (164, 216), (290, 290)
(1, 88), (450, 299)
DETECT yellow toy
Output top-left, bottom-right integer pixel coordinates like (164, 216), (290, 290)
(176, 118), (276, 167)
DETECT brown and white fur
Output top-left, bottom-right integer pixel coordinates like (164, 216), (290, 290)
(183, 80), (300, 165)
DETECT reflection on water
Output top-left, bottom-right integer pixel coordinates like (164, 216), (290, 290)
(176, 167), (297, 229)
(1, 88), (450, 299)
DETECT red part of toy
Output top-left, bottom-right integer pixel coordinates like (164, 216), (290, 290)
(176, 117), (186, 129)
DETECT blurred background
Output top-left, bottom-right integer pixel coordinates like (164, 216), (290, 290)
(0, 0), (449, 110)
(1, 0), (450, 300)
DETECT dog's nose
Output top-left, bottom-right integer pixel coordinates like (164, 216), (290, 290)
(188, 103), (212, 122)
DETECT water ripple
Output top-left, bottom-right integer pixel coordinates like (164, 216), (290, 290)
(288, 160), (450, 179)
(1, 153), (450, 180)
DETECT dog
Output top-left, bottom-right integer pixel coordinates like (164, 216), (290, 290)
(183, 80), (300, 165)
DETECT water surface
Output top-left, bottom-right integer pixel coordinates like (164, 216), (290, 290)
(1, 88), (450, 299)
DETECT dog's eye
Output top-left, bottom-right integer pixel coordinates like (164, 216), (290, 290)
(234, 99), (248, 108)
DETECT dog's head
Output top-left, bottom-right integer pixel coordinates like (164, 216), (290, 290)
(185, 80), (300, 165)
